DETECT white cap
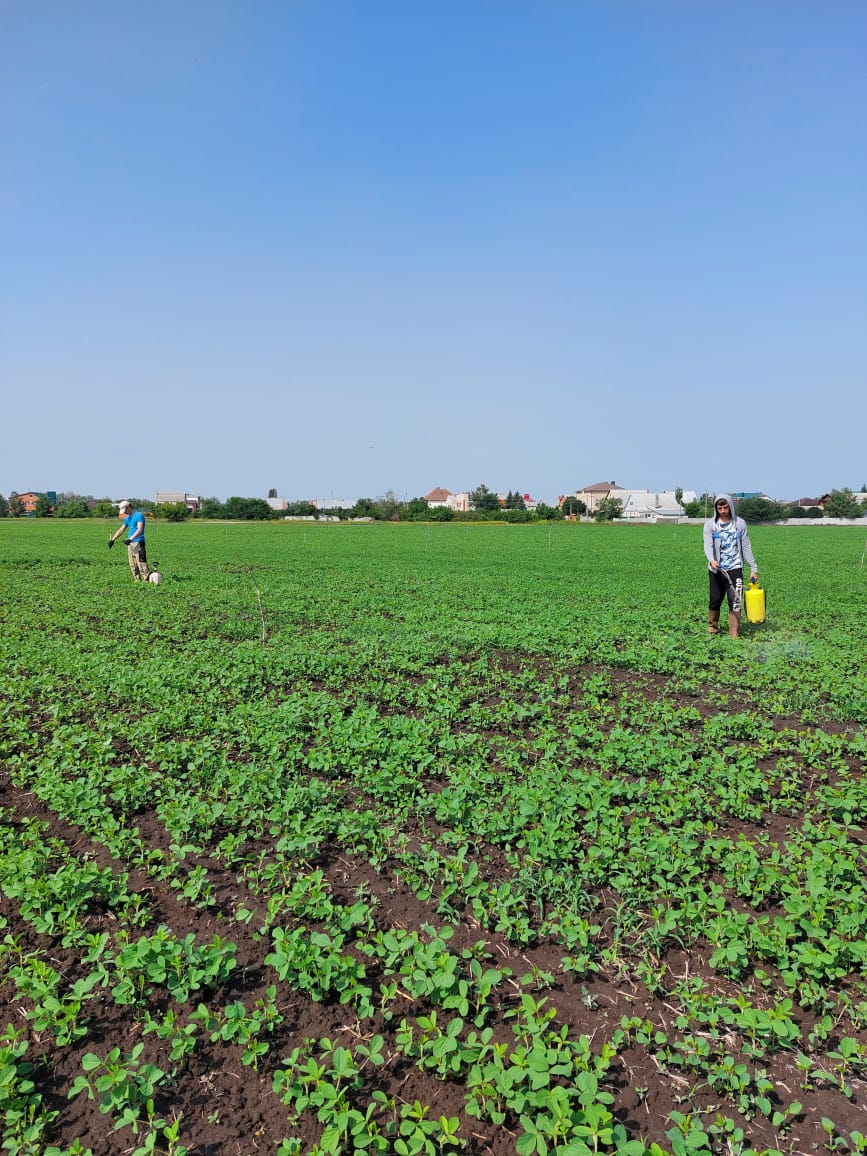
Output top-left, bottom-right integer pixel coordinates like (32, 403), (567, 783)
(118, 500), (131, 511)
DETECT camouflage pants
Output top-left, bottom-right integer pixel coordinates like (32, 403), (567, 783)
(128, 541), (150, 581)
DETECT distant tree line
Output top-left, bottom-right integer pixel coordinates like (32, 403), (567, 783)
(3, 486), (865, 522)
(0, 487), (568, 523)
(680, 490), (866, 521)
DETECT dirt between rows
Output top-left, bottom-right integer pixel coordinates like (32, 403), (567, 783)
(2, 770), (866, 1156)
(2, 654), (864, 1154)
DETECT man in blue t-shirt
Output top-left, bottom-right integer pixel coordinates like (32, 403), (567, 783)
(109, 500), (152, 582)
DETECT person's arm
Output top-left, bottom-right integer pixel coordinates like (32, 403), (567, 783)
(739, 521), (758, 579)
(703, 521), (718, 569)
(109, 522), (126, 544)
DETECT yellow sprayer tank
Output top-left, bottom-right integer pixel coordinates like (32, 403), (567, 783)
(745, 579), (766, 624)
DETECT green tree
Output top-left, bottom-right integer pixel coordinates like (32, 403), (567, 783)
(285, 500), (317, 517)
(374, 490), (401, 521)
(56, 499), (89, 518)
(405, 497), (430, 519)
(683, 493), (715, 518)
(350, 497), (376, 519)
(223, 497), (273, 520)
(470, 484), (501, 513)
(784, 504), (808, 519)
(674, 487), (684, 507)
(200, 497), (224, 518)
(806, 506), (824, 518)
(736, 497), (785, 523)
(8, 492), (23, 517)
(560, 496), (587, 517)
(428, 504), (454, 521)
(268, 487), (278, 498)
(56, 491), (93, 507)
(535, 502), (562, 520)
(152, 501), (189, 522)
(34, 493), (54, 516)
(0, 494), (8, 517)
(593, 496), (624, 522)
(823, 488), (864, 518)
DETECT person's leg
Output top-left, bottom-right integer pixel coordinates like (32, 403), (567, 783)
(137, 543), (150, 580)
(130, 543), (150, 581)
(708, 571), (725, 634)
(127, 544), (139, 580)
(725, 568), (744, 637)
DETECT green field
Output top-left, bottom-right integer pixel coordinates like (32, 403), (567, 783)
(1, 520), (866, 1155)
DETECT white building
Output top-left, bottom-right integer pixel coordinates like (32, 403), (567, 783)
(620, 490), (696, 520)
(310, 497), (356, 511)
(155, 491), (201, 513)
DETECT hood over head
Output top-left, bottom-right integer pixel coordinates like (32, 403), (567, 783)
(712, 493), (736, 519)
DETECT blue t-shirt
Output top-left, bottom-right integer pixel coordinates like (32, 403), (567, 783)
(124, 511), (146, 544)
(718, 521), (739, 570)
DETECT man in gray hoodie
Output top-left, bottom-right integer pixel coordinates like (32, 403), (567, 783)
(703, 493), (758, 638)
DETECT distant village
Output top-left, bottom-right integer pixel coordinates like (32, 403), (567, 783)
(4, 481), (866, 522)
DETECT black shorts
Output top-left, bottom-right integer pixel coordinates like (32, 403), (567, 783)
(709, 567), (742, 612)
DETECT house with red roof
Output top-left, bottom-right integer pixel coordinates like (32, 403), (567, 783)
(13, 491), (56, 515)
(423, 487), (453, 507)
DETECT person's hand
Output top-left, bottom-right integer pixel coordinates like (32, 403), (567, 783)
(108, 537), (115, 549)
(710, 560), (719, 570)
(750, 571), (758, 583)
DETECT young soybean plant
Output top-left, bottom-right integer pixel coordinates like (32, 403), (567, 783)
(68, 1042), (176, 1142)
(0, 1029), (60, 1155)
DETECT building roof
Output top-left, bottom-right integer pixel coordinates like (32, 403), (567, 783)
(155, 491), (201, 505)
(578, 480), (619, 493)
(424, 487), (452, 502)
(311, 497), (356, 510)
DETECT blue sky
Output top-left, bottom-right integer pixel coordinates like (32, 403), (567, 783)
(2, 1), (865, 504)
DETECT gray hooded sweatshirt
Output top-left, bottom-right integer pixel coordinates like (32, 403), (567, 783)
(703, 493), (757, 573)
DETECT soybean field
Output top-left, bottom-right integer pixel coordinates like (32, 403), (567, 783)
(1, 519), (866, 1156)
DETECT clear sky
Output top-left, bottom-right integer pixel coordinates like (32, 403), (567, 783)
(2, 1), (865, 505)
